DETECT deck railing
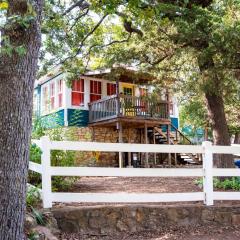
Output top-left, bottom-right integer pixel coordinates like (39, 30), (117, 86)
(88, 94), (169, 123)
(30, 137), (240, 208)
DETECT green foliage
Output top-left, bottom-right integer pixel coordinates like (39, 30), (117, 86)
(27, 232), (39, 240)
(0, 1), (37, 57)
(30, 144), (42, 163)
(195, 177), (240, 190)
(30, 207), (46, 226)
(214, 177), (240, 191)
(26, 185), (41, 207)
(30, 117), (79, 191)
(179, 98), (207, 129)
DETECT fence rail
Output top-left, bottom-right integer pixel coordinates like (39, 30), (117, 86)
(29, 136), (240, 208)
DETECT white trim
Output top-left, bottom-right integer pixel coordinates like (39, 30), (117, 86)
(50, 141), (204, 153)
(84, 78), (90, 108)
(211, 145), (240, 155)
(50, 167), (203, 177)
(213, 192), (240, 200)
(52, 192), (204, 203)
(29, 162), (42, 174)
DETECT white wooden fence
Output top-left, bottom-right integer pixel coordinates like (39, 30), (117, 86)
(30, 136), (240, 208)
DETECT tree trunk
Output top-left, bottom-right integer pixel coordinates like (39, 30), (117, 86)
(0, 1), (43, 239)
(198, 56), (233, 168)
(204, 91), (233, 167)
(204, 126), (208, 141)
(234, 132), (240, 144)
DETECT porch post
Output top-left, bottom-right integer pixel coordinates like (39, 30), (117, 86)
(127, 128), (132, 167)
(116, 78), (120, 116)
(153, 127), (157, 166)
(118, 121), (123, 168)
(145, 123), (149, 167)
(166, 88), (170, 118)
(167, 124), (171, 166)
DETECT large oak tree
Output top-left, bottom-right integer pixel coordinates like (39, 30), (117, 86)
(0, 1), (43, 239)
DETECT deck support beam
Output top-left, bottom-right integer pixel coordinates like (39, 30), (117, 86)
(127, 129), (132, 167)
(145, 123), (149, 167)
(167, 124), (171, 166)
(118, 121), (123, 168)
(153, 128), (157, 166)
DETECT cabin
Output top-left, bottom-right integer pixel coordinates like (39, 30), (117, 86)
(34, 67), (194, 167)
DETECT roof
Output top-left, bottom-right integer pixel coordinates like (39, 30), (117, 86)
(35, 66), (63, 87)
(35, 66), (154, 87)
(84, 67), (154, 84)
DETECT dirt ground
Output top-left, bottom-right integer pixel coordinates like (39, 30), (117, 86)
(68, 176), (200, 193)
(59, 225), (240, 240)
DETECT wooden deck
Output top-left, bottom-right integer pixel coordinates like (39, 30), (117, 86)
(88, 94), (170, 128)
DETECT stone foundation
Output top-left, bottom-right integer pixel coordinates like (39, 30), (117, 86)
(52, 204), (240, 234)
(60, 127), (141, 167)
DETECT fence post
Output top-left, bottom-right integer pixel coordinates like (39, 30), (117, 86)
(40, 136), (52, 208)
(202, 141), (214, 206)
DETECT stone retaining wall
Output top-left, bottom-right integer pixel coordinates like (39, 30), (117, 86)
(52, 204), (240, 234)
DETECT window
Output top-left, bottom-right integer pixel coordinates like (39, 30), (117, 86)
(139, 87), (147, 96)
(58, 79), (63, 107)
(107, 83), (116, 96)
(43, 85), (49, 112)
(90, 80), (102, 102)
(72, 79), (84, 106)
(123, 87), (133, 96)
(50, 82), (55, 110)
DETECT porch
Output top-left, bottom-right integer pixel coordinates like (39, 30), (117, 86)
(88, 94), (170, 127)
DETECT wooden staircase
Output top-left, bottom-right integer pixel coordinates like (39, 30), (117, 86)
(147, 124), (202, 166)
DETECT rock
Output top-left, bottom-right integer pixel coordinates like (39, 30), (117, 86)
(135, 209), (144, 223)
(214, 212), (232, 224)
(201, 209), (214, 223)
(106, 211), (121, 225)
(116, 220), (128, 232)
(232, 214), (240, 225)
(33, 226), (59, 240)
(58, 220), (79, 233)
(89, 217), (104, 230)
(25, 214), (37, 231)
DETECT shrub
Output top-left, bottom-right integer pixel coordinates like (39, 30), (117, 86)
(194, 177), (240, 190)
(29, 117), (79, 192)
(214, 177), (240, 190)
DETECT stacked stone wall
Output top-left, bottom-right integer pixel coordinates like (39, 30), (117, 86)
(61, 127), (141, 167)
(52, 205), (240, 234)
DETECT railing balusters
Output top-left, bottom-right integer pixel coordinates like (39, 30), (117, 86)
(88, 94), (169, 123)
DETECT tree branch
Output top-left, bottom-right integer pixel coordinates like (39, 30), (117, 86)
(63, 0), (89, 16)
(61, 14), (108, 64)
(68, 8), (89, 32)
(76, 14), (108, 54)
(83, 33), (132, 58)
(115, 11), (143, 37)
